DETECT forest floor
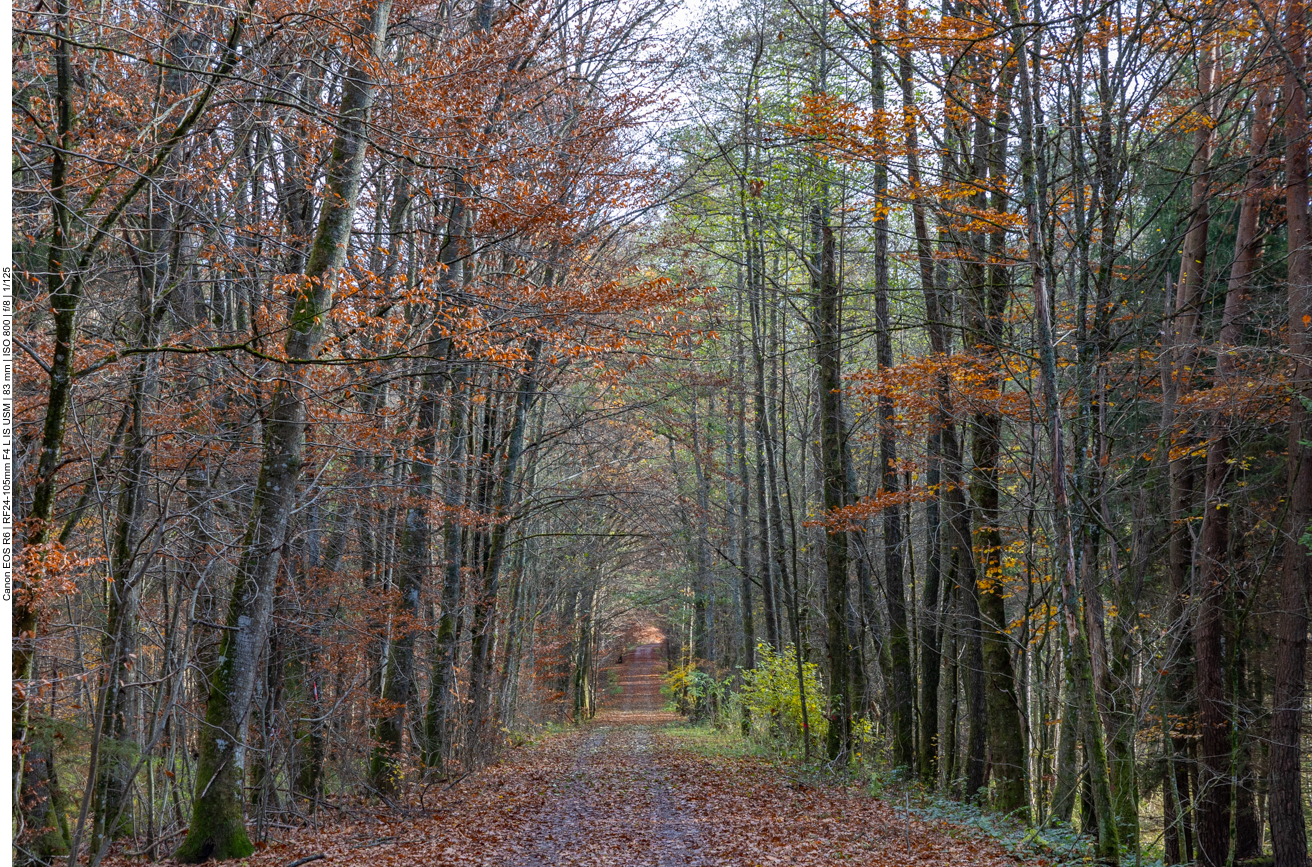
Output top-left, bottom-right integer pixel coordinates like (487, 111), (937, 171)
(126, 643), (1035, 866)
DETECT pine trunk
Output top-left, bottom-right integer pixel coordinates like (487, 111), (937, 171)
(1272, 8), (1312, 864)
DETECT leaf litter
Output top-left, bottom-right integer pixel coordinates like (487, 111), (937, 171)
(112, 645), (1033, 866)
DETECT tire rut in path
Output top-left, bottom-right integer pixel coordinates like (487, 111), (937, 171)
(506, 642), (705, 866)
(173, 643), (1029, 867)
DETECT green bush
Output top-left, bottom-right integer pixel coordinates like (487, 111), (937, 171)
(739, 643), (827, 746)
(664, 662), (733, 725)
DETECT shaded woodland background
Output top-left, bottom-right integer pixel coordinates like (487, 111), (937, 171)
(10, 0), (1312, 863)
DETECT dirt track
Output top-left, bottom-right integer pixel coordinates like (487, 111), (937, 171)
(163, 641), (1023, 866)
(502, 642), (705, 865)
(476, 641), (1019, 866)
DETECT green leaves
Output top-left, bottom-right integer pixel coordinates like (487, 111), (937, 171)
(739, 642), (827, 747)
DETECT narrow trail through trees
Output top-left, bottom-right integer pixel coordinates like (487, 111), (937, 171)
(114, 641), (1024, 867)
(504, 642), (701, 866)
(18, 0), (1312, 860)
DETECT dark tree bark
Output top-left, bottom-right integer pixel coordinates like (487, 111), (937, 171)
(1272, 7), (1312, 864)
(1160, 36), (1217, 867)
(1233, 646), (1263, 862)
(422, 187), (470, 772)
(965, 48), (1028, 817)
(813, 201), (851, 763)
(468, 338), (541, 747)
(1050, 617), (1080, 825)
(870, 33), (914, 772)
(370, 348), (443, 792)
(736, 310), (756, 672)
(689, 390), (715, 662)
(898, 0), (944, 781)
(1194, 78), (1273, 867)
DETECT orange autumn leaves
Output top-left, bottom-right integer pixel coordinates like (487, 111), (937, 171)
(822, 353), (1023, 532)
(830, 350), (1290, 531)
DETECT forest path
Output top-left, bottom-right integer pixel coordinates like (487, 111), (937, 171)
(499, 642), (701, 865)
(172, 643), (1021, 867)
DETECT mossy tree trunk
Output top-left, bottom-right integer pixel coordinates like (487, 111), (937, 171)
(15, 724), (72, 867)
(175, 2), (391, 858)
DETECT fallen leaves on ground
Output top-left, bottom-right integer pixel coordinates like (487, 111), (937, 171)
(109, 647), (1032, 866)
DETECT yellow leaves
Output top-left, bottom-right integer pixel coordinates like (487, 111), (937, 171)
(1168, 443), (1208, 462)
(741, 643), (828, 745)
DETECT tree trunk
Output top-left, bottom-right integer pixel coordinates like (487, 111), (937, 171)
(1161, 37), (1217, 867)
(468, 338), (541, 750)
(736, 314), (756, 671)
(813, 200), (851, 763)
(15, 724), (71, 867)
(175, 3), (391, 857)
(969, 49), (1028, 817)
(689, 391), (715, 663)
(93, 281), (167, 852)
(425, 362), (470, 771)
(760, 277), (810, 757)
(750, 235), (782, 651)
(370, 350), (445, 793)
(1272, 8), (1312, 864)
(1017, 50), (1118, 863)
(1194, 78), (1273, 867)
(1051, 619), (1080, 825)
(1233, 645), (1263, 862)
(899, 2), (944, 780)
(871, 35), (913, 771)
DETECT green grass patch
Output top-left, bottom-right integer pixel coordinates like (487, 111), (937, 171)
(503, 719), (581, 748)
(659, 721), (759, 758)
